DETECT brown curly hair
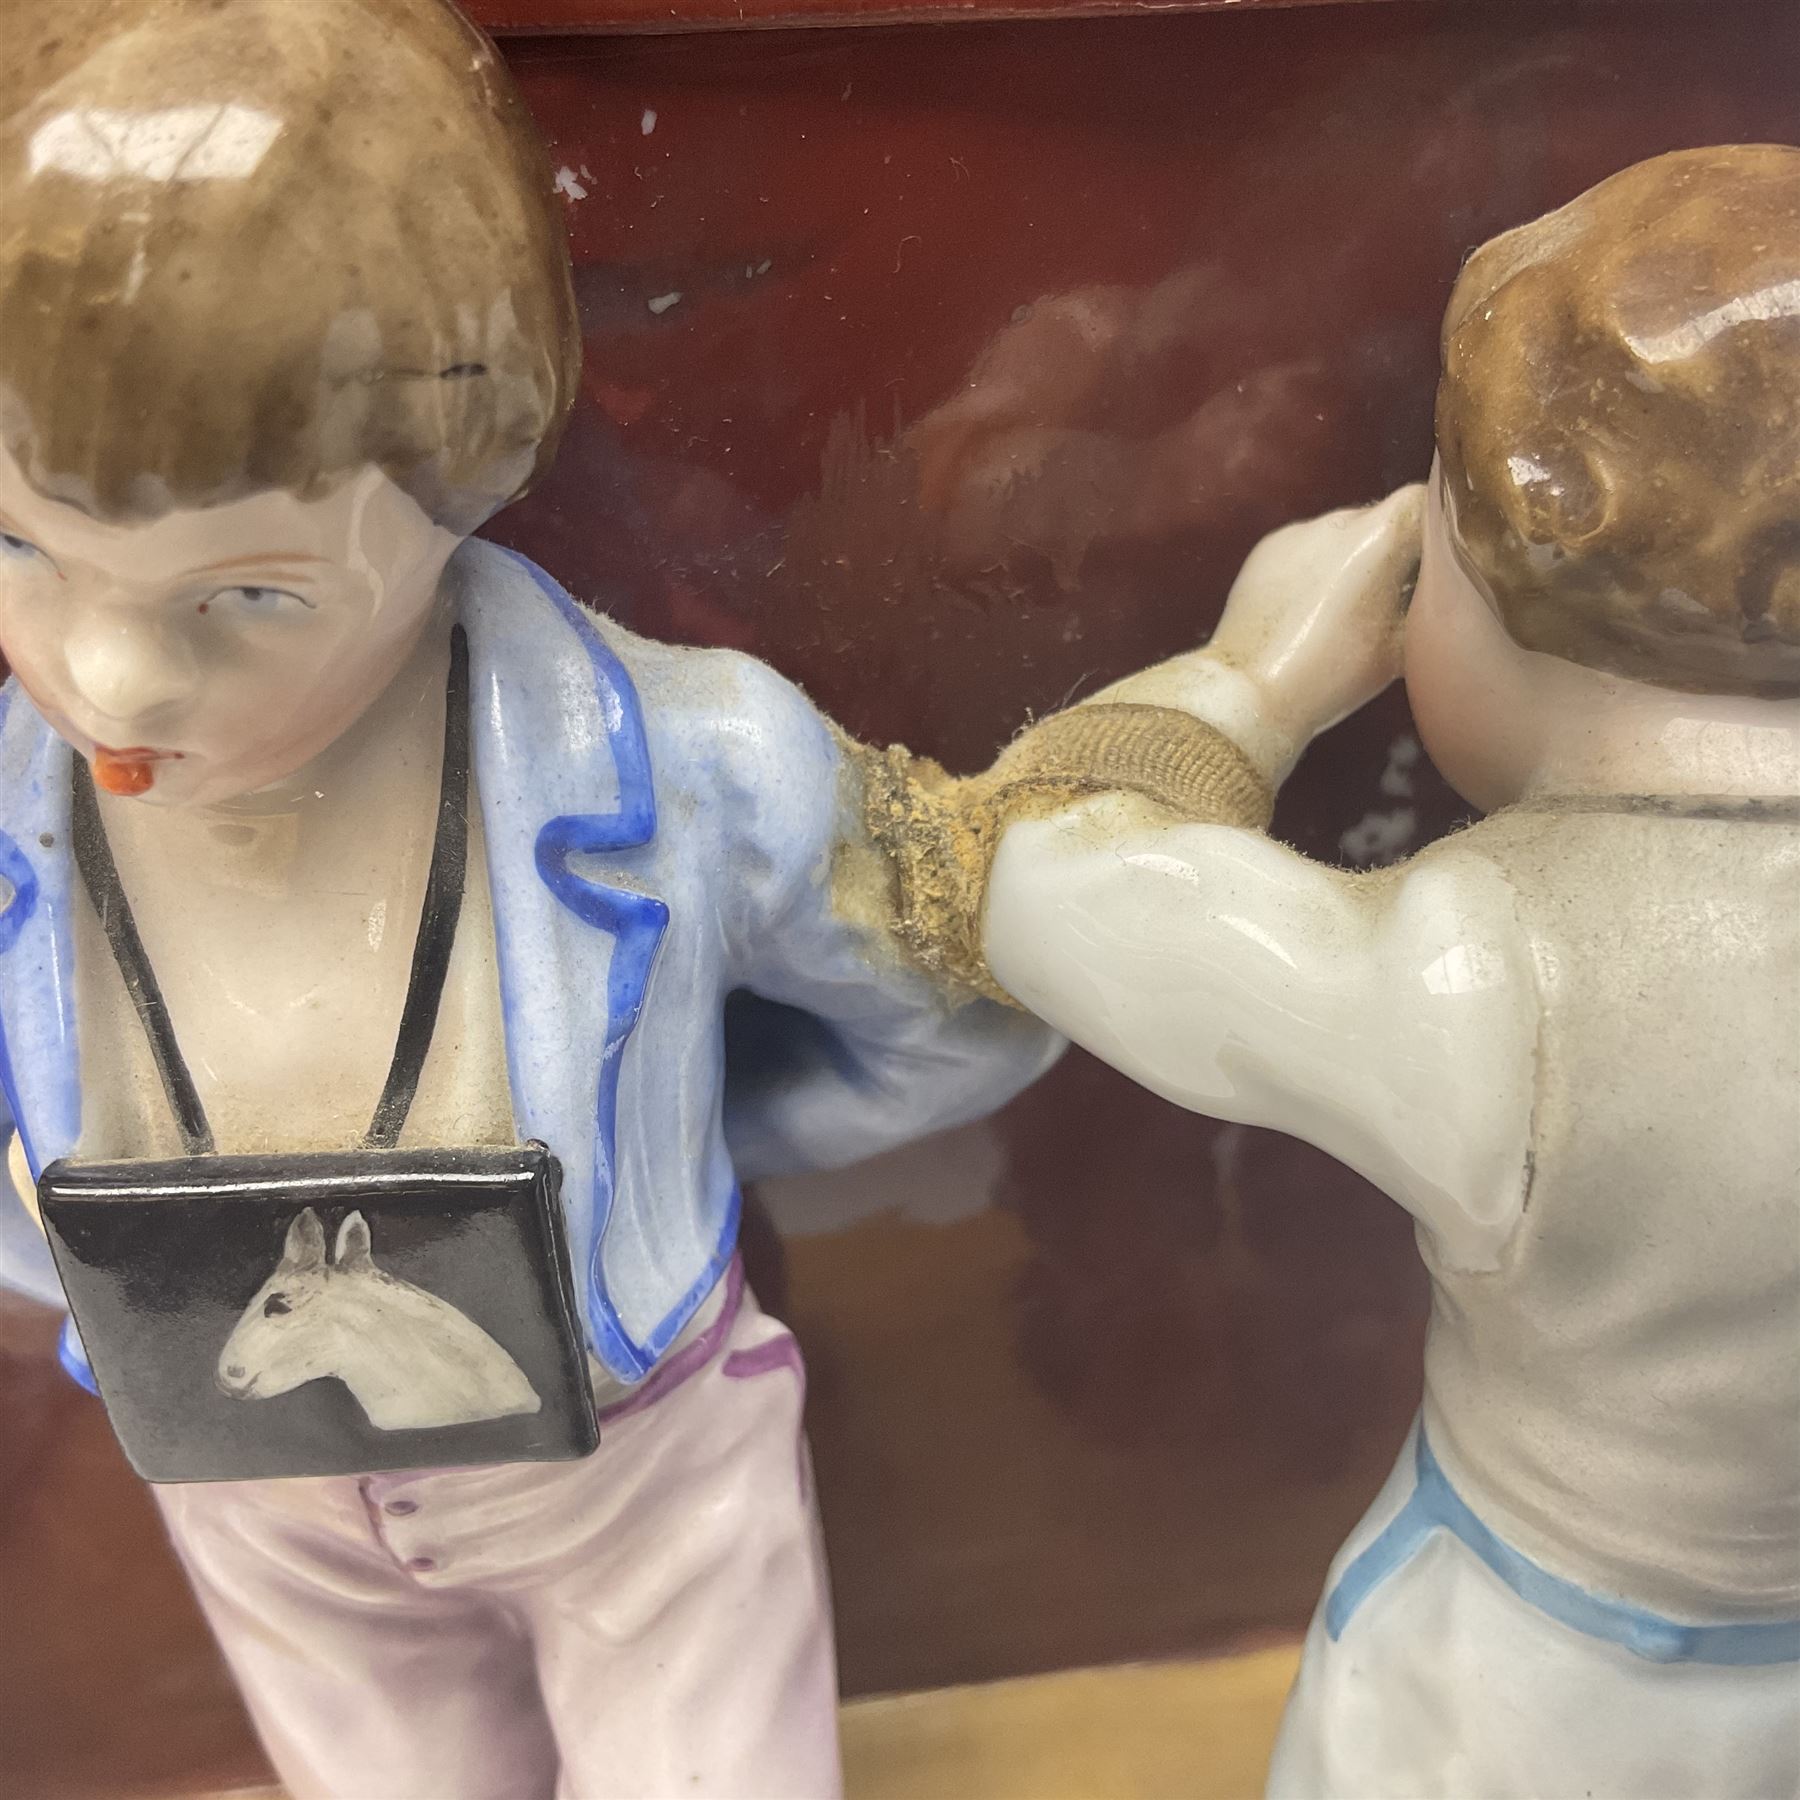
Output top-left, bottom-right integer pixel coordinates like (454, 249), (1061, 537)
(1437, 144), (1800, 698)
(0, 0), (579, 532)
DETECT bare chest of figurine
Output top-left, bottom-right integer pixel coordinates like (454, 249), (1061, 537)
(75, 789), (513, 1159)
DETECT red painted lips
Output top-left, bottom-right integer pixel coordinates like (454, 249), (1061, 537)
(92, 746), (183, 796)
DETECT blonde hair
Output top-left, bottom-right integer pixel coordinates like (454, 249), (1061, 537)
(1437, 144), (1800, 698)
(0, 0), (579, 532)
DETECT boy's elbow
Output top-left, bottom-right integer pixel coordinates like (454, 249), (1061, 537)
(863, 998), (1065, 1134)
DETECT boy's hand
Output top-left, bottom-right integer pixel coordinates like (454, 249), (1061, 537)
(1089, 485), (1424, 781)
(1212, 483), (1424, 740)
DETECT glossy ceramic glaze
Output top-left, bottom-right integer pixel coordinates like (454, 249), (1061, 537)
(5, 5), (1800, 1797)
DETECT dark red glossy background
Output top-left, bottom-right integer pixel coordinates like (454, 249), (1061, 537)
(3, 4), (1796, 1794)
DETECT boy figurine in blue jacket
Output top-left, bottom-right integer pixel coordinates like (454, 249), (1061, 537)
(0, 3), (1058, 1795)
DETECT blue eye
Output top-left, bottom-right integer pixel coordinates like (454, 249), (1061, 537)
(0, 532), (45, 562)
(219, 585), (312, 614)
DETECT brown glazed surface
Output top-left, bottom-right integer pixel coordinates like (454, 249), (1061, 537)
(1439, 144), (1800, 697)
(4, 3), (1798, 1793)
(0, 0), (579, 534)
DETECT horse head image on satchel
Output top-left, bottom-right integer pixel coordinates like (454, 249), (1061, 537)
(218, 1207), (543, 1432)
(38, 628), (595, 1482)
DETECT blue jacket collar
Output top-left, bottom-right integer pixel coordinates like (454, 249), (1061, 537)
(453, 543), (671, 1377)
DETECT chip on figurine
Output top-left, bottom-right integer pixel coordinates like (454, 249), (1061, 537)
(872, 144), (1800, 1798)
(0, 3), (1060, 1794)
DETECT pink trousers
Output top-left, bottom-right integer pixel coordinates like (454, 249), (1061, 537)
(153, 1265), (843, 1800)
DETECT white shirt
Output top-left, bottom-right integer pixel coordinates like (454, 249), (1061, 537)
(984, 787), (1800, 1614)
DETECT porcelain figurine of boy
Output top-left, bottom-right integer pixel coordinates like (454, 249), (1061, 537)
(872, 145), (1800, 1797)
(0, 4), (1058, 1796)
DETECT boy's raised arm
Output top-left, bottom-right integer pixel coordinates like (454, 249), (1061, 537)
(872, 486), (1536, 1268)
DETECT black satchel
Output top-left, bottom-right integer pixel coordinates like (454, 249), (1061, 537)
(39, 628), (597, 1482)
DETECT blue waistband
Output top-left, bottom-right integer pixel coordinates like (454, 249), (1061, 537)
(1325, 1428), (1800, 1666)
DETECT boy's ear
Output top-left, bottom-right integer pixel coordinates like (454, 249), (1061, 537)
(1508, 436), (1613, 550)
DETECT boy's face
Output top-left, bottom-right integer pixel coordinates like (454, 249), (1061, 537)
(0, 444), (463, 807)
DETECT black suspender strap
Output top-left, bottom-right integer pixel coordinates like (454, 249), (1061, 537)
(71, 759), (216, 1157)
(70, 624), (472, 1159)
(364, 625), (471, 1150)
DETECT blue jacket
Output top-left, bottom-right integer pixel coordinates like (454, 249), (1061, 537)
(0, 543), (1060, 1385)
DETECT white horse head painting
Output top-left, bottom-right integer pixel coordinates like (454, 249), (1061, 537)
(218, 1208), (542, 1431)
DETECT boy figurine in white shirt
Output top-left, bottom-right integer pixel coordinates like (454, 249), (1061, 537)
(868, 144), (1800, 1797)
(0, 3), (1057, 1796)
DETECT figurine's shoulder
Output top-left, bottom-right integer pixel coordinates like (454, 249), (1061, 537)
(588, 631), (840, 838)
(615, 626), (834, 776)
(1400, 801), (1800, 983)
(453, 542), (840, 838)
(1426, 796), (1800, 887)
(616, 632), (850, 891)
(1352, 819), (1527, 962)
